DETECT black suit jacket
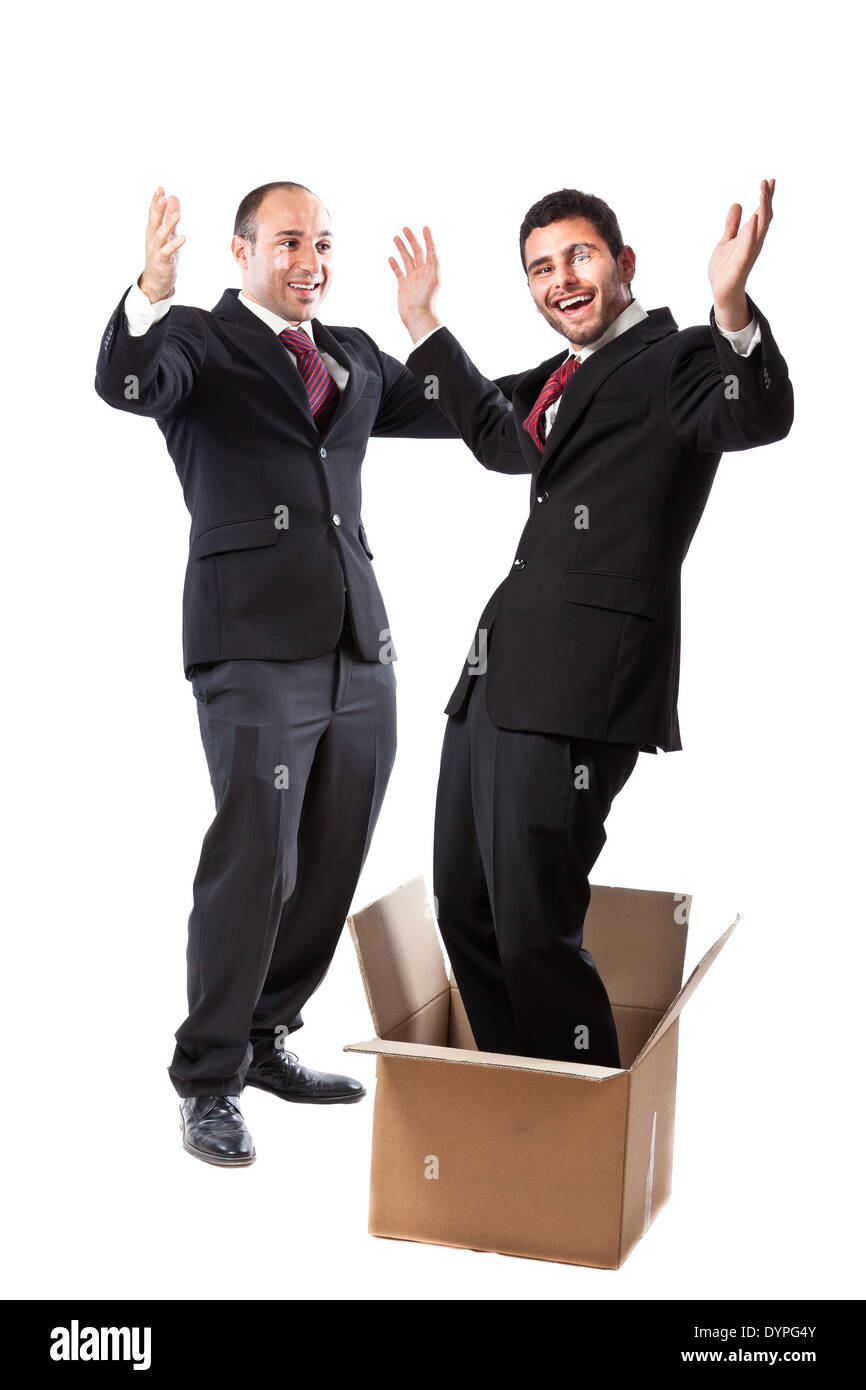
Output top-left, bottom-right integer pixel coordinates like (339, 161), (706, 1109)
(94, 287), (465, 675)
(405, 295), (794, 752)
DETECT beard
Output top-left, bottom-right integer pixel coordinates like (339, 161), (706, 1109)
(538, 272), (631, 347)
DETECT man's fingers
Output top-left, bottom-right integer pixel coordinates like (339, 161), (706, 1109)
(161, 194), (181, 229)
(402, 225), (427, 262)
(720, 202), (742, 245)
(387, 255), (404, 280)
(755, 179), (774, 242)
(147, 188), (167, 232)
(422, 225), (438, 262)
(159, 234), (185, 259)
(392, 234), (416, 273)
(155, 203), (182, 250)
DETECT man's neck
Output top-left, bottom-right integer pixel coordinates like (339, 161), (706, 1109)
(237, 289), (305, 332)
(568, 296), (646, 359)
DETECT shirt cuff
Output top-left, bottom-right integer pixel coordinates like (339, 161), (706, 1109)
(411, 323), (445, 350)
(124, 280), (174, 337)
(714, 314), (761, 357)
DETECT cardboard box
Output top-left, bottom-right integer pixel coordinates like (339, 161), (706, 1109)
(345, 876), (738, 1269)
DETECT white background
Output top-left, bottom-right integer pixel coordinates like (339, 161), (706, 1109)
(2, 0), (862, 1302)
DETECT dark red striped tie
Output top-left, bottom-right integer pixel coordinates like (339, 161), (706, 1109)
(279, 325), (339, 434)
(522, 354), (579, 451)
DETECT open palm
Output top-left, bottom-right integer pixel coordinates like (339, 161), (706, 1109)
(709, 179), (775, 309)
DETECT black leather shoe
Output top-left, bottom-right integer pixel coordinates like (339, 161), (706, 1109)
(244, 1049), (365, 1104)
(179, 1095), (256, 1166)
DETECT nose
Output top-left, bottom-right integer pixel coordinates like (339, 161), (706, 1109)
(292, 248), (323, 277)
(550, 258), (579, 295)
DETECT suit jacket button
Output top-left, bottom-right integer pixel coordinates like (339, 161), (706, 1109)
(513, 557), (525, 569)
(320, 446), (328, 459)
(332, 513), (342, 526)
(536, 490), (549, 504)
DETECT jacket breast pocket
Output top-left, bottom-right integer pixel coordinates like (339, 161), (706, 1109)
(191, 515), (281, 561)
(562, 569), (664, 620)
(581, 393), (649, 424)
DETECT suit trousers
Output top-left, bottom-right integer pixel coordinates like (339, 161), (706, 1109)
(168, 618), (397, 1097)
(433, 632), (640, 1067)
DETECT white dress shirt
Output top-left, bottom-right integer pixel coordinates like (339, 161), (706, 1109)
(413, 298), (760, 438)
(122, 281), (349, 390)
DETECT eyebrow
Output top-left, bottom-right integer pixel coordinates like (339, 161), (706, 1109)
(271, 228), (333, 240)
(526, 241), (599, 272)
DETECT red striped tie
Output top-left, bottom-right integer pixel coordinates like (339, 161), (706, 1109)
(279, 326), (339, 434)
(522, 354), (579, 451)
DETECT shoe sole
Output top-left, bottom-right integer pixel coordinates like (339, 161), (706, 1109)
(243, 1077), (366, 1104)
(180, 1120), (256, 1166)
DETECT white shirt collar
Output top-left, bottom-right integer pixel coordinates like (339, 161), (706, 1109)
(569, 297), (648, 363)
(237, 290), (316, 342)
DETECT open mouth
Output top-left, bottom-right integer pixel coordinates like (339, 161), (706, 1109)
(288, 282), (321, 296)
(554, 292), (595, 319)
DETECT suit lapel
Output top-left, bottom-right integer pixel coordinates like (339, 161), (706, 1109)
(212, 289), (315, 422)
(211, 291), (367, 436)
(514, 308), (680, 477)
(539, 307), (681, 475)
(310, 319), (368, 431)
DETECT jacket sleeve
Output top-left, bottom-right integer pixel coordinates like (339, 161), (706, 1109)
(403, 326), (533, 475)
(665, 294), (794, 453)
(94, 286), (207, 420)
(369, 340), (462, 439)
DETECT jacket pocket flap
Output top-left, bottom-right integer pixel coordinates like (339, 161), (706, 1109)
(562, 569), (664, 619)
(192, 516), (281, 560)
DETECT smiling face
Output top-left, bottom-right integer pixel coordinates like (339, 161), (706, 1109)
(231, 187), (333, 323)
(524, 216), (636, 347)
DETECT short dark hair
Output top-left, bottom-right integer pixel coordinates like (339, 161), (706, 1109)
(519, 188), (625, 272)
(233, 181), (329, 248)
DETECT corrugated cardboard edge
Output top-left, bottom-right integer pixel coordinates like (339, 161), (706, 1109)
(618, 1021), (679, 1267)
(631, 913), (741, 1067)
(344, 1037), (625, 1082)
(368, 1230), (621, 1272)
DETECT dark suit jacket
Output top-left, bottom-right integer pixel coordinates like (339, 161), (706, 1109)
(405, 294), (794, 752)
(94, 287), (465, 675)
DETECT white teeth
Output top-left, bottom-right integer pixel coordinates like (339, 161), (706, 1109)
(290, 283), (318, 290)
(559, 294), (593, 309)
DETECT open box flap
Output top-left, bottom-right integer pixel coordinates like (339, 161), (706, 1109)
(344, 1036), (625, 1082)
(583, 884), (690, 1013)
(632, 914), (741, 1067)
(347, 877), (447, 1041)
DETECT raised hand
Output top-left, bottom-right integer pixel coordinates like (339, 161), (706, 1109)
(389, 225), (442, 343)
(709, 179), (775, 331)
(139, 187), (185, 304)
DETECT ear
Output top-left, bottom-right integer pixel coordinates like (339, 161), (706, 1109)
(619, 244), (637, 287)
(231, 234), (251, 272)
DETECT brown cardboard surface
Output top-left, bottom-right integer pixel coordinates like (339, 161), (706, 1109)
(446, 979), (476, 1050)
(632, 915), (740, 1066)
(345, 877), (740, 1269)
(582, 884), (690, 1013)
(613, 1004), (666, 1069)
(347, 877), (448, 1042)
(368, 1055), (630, 1269)
(619, 1020), (680, 1266)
